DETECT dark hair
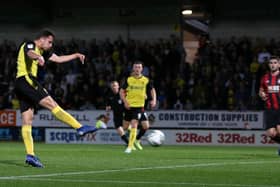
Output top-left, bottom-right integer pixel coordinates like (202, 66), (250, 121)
(133, 60), (143, 65)
(96, 114), (106, 120)
(35, 29), (55, 40)
(269, 55), (279, 61)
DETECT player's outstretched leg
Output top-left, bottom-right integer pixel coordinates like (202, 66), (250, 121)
(77, 119), (107, 136)
(50, 106), (100, 136)
(77, 125), (98, 136)
(25, 154), (44, 168)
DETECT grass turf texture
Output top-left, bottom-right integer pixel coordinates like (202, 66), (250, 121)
(0, 142), (279, 187)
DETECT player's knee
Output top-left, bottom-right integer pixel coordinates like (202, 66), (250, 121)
(276, 126), (280, 134)
(131, 120), (138, 128)
(141, 121), (149, 129)
(267, 128), (277, 137)
(39, 96), (57, 110)
(117, 127), (125, 135)
(122, 121), (130, 130)
(21, 109), (34, 125)
(22, 119), (32, 125)
(142, 124), (149, 130)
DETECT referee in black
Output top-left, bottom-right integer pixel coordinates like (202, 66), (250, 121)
(105, 81), (129, 145)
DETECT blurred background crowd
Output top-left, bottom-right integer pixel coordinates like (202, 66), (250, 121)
(0, 34), (276, 111)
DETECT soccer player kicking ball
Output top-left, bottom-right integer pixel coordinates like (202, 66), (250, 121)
(14, 29), (102, 168)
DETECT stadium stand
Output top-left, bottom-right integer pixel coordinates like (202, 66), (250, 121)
(0, 35), (275, 111)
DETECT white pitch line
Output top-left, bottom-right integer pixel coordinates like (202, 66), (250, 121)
(0, 160), (278, 180)
(6, 178), (280, 187)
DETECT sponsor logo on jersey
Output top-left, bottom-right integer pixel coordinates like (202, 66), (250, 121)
(268, 85), (280, 93)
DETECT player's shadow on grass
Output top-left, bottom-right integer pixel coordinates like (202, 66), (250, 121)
(0, 160), (24, 167)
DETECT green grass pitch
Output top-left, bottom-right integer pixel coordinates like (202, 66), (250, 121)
(0, 142), (279, 187)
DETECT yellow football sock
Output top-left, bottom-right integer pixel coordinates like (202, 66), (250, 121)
(51, 106), (82, 129)
(21, 125), (34, 156)
(128, 128), (137, 148)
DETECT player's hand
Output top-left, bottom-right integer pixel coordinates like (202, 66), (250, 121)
(76, 53), (85, 64)
(37, 56), (45, 66)
(124, 102), (130, 110)
(259, 91), (267, 101)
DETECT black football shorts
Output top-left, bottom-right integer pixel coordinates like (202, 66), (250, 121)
(264, 110), (280, 130)
(14, 76), (49, 113)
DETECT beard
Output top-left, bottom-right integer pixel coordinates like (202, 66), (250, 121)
(271, 68), (279, 73)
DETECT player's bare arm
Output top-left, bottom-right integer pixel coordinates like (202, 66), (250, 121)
(27, 50), (45, 66)
(49, 53), (85, 64)
(149, 87), (157, 108)
(120, 88), (130, 109)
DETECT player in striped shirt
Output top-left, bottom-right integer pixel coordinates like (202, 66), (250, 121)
(259, 56), (280, 154)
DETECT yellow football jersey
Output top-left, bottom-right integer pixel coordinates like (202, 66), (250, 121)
(16, 41), (43, 78)
(124, 75), (149, 107)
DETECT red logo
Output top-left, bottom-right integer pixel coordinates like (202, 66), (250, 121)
(0, 111), (16, 126)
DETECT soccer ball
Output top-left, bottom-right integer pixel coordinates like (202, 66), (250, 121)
(146, 130), (165, 146)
